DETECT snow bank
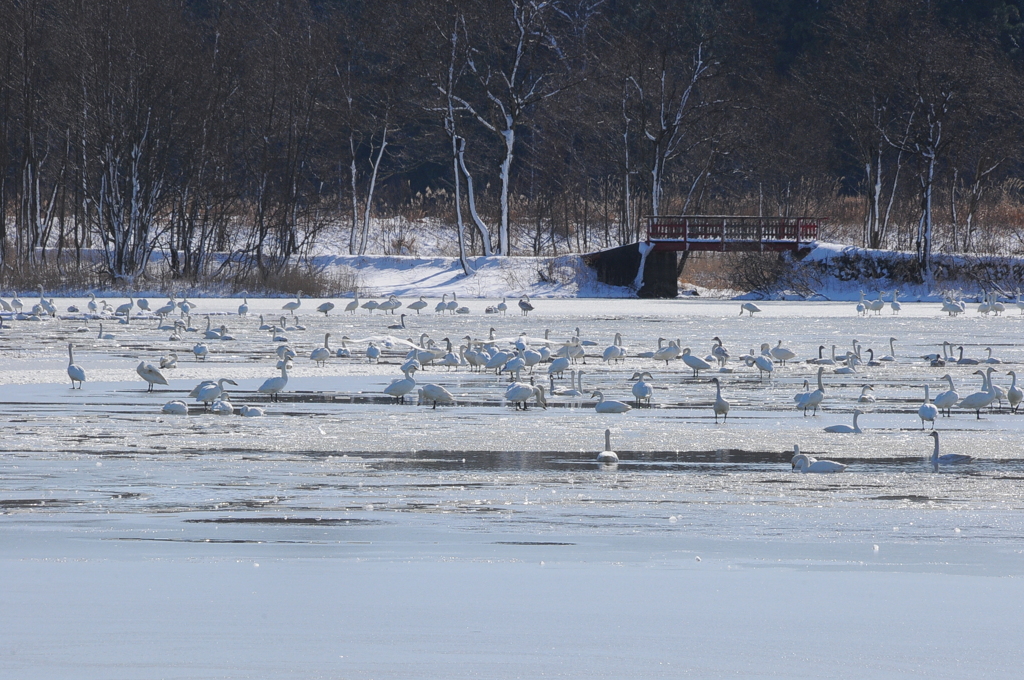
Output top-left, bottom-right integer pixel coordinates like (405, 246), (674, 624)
(310, 253), (633, 299)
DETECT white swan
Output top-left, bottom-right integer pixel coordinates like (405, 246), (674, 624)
(868, 291), (885, 315)
(858, 385), (876, 403)
(161, 400), (189, 415)
(681, 348), (712, 377)
(797, 366), (826, 416)
(258, 365), (289, 401)
(934, 374), (959, 417)
(878, 337), (897, 363)
(115, 297), (134, 318)
(159, 352), (178, 369)
(710, 377), (729, 423)
(918, 385), (939, 429)
(317, 301), (335, 316)
(653, 338), (680, 365)
(310, 333), (332, 366)
(710, 336), (730, 368)
(928, 431), (973, 471)
(1007, 370), (1023, 414)
(136, 361), (168, 392)
(769, 340), (797, 365)
(983, 347), (1002, 364)
(823, 409), (863, 434)
(890, 289), (902, 314)
(505, 381), (546, 410)
(238, 294), (249, 317)
(97, 323), (115, 340)
(67, 344), (86, 389)
(240, 405), (265, 417)
(193, 343), (209, 361)
(384, 366), (418, 404)
(419, 384), (455, 409)
(591, 390), (631, 414)
(750, 345), (774, 380)
(345, 296), (360, 314)
(596, 429), (618, 464)
(203, 316), (221, 339)
(195, 378), (238, 409)
(408, 296), (428, 314)
(630, 371), (654, 407)
(366, 342), (381, 363)
(282, 291), (303, 316)
(956, 346), (979, 366)
(739, 302), (761, 316)
(496, 298), (509, 315)
(791, 445), (847, 473)
(958, 369), (996, 419)
(336, 336), (352, 358)
(518, 295), (534, 316)
(546, 355), (570, 377)
(210, 395), (235, 415)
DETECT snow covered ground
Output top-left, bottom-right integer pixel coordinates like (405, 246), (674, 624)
(3, 296), (1024, 679)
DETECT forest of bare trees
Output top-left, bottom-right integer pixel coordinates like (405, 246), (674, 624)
(2, 0), (1024, 287)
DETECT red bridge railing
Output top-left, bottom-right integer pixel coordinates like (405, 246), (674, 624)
(646, 215), (820, 252)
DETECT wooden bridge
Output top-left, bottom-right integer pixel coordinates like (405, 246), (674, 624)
(585, 215), (821, 298)
(646, 215), (819, 252)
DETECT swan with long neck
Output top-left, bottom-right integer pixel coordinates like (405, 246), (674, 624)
(385, 366), (415, 403)
(796, 367), (826, 416)
(596, 429), (618, 464)
(258, 365), (289, 401)
(934, 374), (958, 417)
(1007, 370), (1023, 414)
(67, 344), (86, 389)
(958, 369), (996, 418)
(823, 409), (863, 434)
(710, 377), (729, 423)
(928, 431), (973, 471)
(918, 384), (939, 429)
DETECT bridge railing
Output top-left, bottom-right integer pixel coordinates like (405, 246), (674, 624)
(647, 215), (819, 251)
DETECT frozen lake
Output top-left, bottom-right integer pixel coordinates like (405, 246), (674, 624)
(3, 296), (1024, 678)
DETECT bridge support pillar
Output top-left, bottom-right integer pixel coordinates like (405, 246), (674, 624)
(585, 244), (678, 298)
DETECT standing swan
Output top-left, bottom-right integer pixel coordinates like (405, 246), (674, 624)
(958, 369), (996, 419)
(918, 385), (939, 429)
(518, 295), (534, 316)
(384, 366), (418, 404)
(67, 343), (86, 389)
(739, 302), (761, 316)
(258, 365), (289, 401)
(310, 333), (332, 366)
(796, 367), (826, 416)
(1007, 370), (1023, 414)
(934, 374), (959, 417)
(710, 377), (729, 423)
(136, 361), (168, 392)
(282, 291), (303, 317)
(630, 371), (654, 407)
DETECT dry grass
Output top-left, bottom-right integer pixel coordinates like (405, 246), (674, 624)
(0, 253), (360, 297)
